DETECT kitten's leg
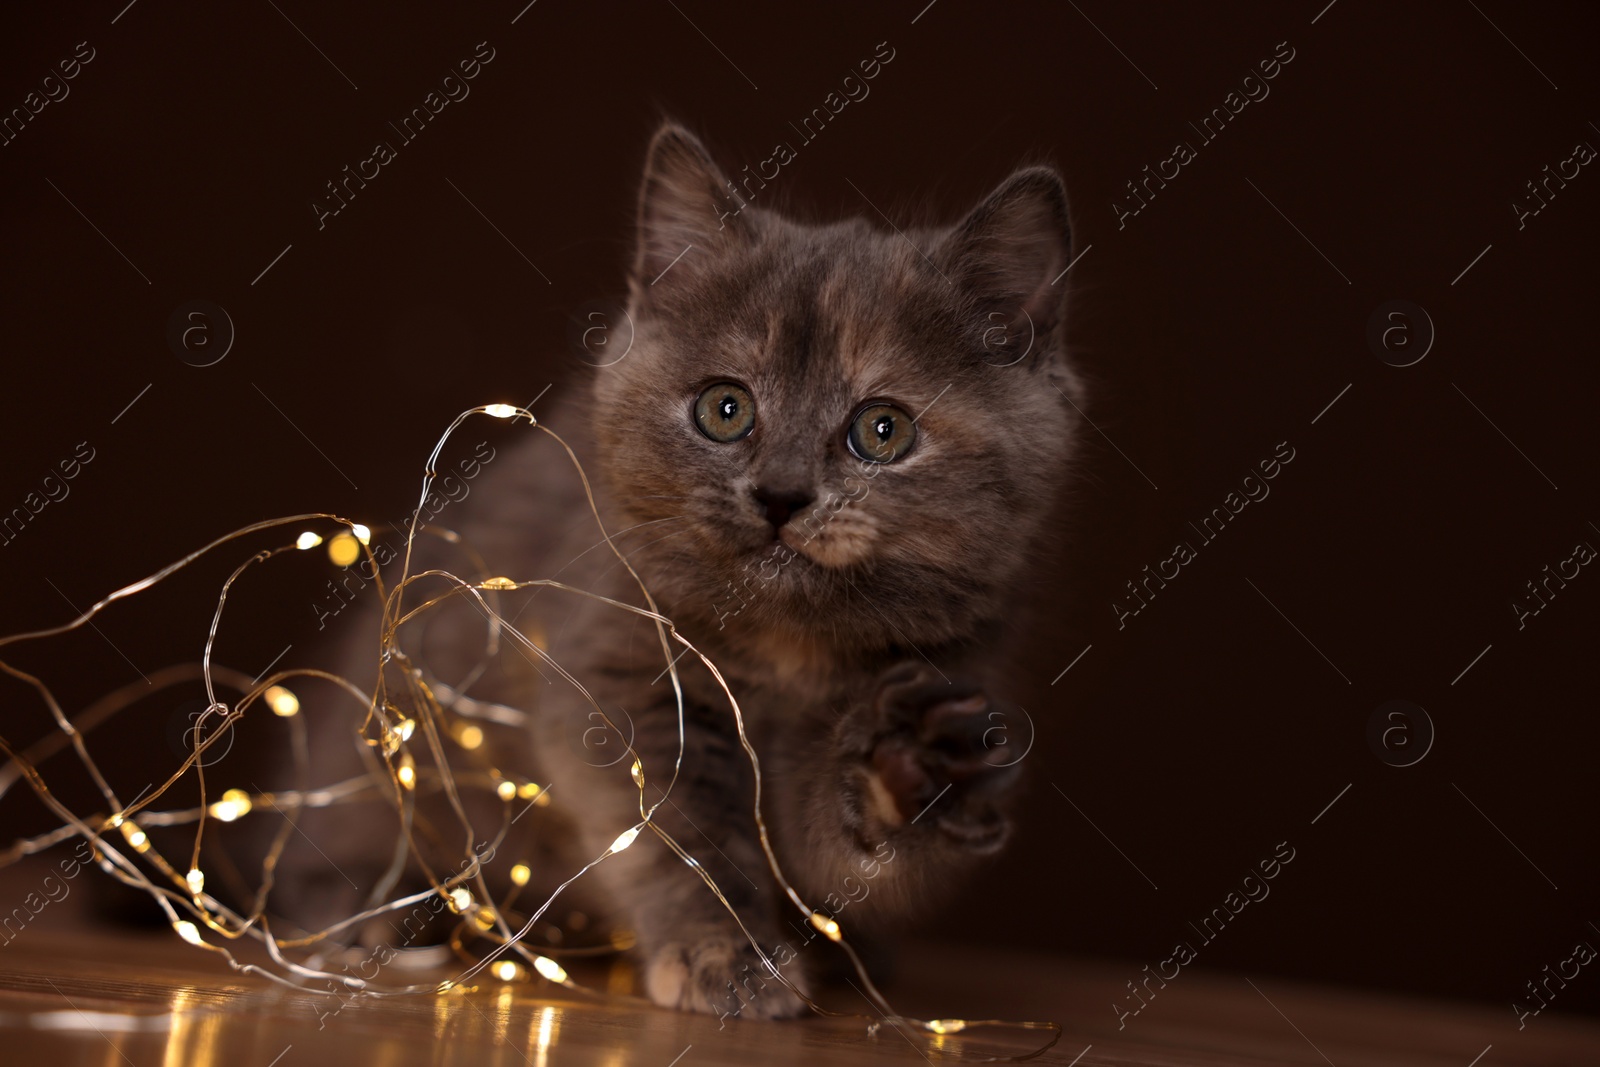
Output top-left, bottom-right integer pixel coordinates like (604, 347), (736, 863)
(794, 663), (1024, 920)
(545, 694), (810, 1021)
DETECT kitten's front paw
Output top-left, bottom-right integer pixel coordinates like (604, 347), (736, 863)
(861, 664), (1022, 852)
(643, 929), (809, 1022)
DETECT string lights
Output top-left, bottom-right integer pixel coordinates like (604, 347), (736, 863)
(0, 403), (1058, 1061)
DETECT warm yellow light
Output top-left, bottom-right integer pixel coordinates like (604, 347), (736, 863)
(532, 956), (568, 984)
(474, 906), (498, 931)
(484, 404), (518, 419)
(630, 759), (643, 787)
(455, 723), (485, 750)
(517, 782), (546, 803)
(493, 960), (522, 981)
(208, 788), (253, 822)
(480, 576), (517, 590)
(397, 752), (416, 790)
(526, 624), (548, 653)
(393, 717), (416, 742)
(351, 523), (372, 545)
(447, 887), (473, 913)
(607, 826), (641, 854)
(119, 820), (150, 853)
(497, 780), (517, 801)
(927, 1019), (967, 1035)
(809, 912), (841, 942)
(327, 532), (360, 567)
(264, 685), (300, 717)
(185, 868), (205, 895)
(510, 863), (531, 887)
(295, 531), (323, 550)
(173, 920), (203, 946)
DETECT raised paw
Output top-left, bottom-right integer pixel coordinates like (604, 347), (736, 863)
(643, 929), (809, 1022)
(860, 664), (1023, 852)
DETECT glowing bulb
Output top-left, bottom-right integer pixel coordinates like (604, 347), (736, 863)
(209, 788), (253, 822)
(532, 956), (568, 984)
(264, 685), (299, 717)
(607, 825), (641, 854)
(185, 868), (205, 895)
(447, 887), (473, 913)
(397, 752), (417, 790)
(295, 531), (323, 550)
(455, 723), (484, 750)
(118, 820), (150, 853)
(518, 782), (543, 802)
(928, 1019), (967, 1035)
(493, 960), (522, 981)
(630, 759), (643, 787)
(480, 576), (517, 590)
(327, 532), (360, 567)
(484, 403), (518, 419)
(474, 906), (498, 931)
(351, 523), (372, 545)
(173, 920), (203, 946)
(510, 864), (531, 887)
(393, 717), (416, 742)
(809, 912), (841, 942)
(497, 780), (517, 801)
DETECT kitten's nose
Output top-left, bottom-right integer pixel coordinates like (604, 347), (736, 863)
(751, 486), (814, 530)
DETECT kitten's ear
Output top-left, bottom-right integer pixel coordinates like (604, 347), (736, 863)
(633, 123), (745, 286)
(939, 167), (1071, 336)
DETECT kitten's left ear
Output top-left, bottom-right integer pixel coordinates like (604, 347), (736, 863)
(633, 123), (746, 289)
(939, 167), (1071, 336)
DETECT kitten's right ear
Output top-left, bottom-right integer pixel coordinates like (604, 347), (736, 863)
(633, 123), (745, 287)
(938, 166), (1071, 337)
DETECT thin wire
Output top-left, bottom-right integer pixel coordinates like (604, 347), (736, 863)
(0, 405), (1057, 1061)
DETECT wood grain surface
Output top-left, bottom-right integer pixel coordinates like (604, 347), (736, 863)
(2, 920), (1597, 1066)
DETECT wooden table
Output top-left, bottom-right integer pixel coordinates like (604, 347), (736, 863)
(1, 920), (1596, 1066)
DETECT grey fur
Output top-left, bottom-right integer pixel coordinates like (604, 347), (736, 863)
(270, 122), (1079, 1020)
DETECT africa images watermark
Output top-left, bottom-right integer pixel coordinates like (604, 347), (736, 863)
(1512, 930), (1595, 1030)
(1, 40), (96, 148)
(311, 41), (497, 230)
(1112, 839), (1297, 1029)
(311, 838), (500, 1029)
(0, 839), (98, 947)
(0, 441), (96, 548)
(712, 40), (897, 231)
(716, 840), (898, 1028)
(1112, 440), (1296, 629)
(1512, 134), (1594, 231)
(1509, 529), (1593, 630)
(1113, 40), (1297, 230)
(313, 440), (497, 630)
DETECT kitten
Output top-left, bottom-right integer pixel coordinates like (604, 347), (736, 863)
(271, 122), (1080, 1019)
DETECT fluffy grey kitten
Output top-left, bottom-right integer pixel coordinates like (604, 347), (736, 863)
(274, 123), (1079, 1020)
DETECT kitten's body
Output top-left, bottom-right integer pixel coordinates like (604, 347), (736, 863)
(275, 125), (1079, 1018)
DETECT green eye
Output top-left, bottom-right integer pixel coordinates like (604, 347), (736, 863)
(694, 382), (755, 442)
(847, 403), (916, 463)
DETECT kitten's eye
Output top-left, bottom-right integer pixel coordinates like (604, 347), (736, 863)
(847, 403), (916, 463)
(693, 382), (756, 443)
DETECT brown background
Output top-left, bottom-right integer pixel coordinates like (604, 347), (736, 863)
(2, 0), (1596, 1025)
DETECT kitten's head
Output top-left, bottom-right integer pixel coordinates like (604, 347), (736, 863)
(593, 123), (1079, 650)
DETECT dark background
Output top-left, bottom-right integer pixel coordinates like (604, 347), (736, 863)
(2, 0), (1596, 1028)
